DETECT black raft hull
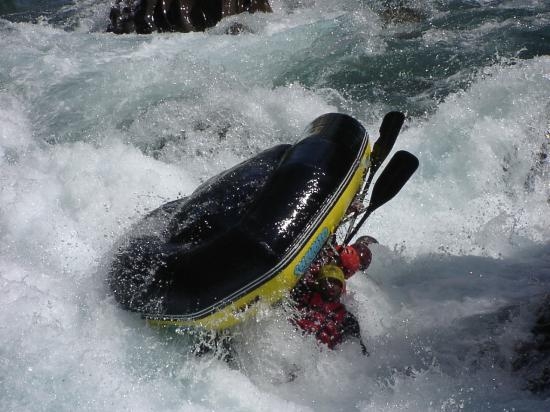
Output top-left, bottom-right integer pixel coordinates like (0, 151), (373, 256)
(109, 113), (371, 330)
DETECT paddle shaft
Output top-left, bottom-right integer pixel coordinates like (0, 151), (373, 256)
(344, 112), (405, 240)
(344, 150), (419, 244)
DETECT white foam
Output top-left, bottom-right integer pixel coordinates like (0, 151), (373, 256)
(361, 56), (550, 258)
(0, 93), (34, 161)
(2, 3), (550, 411)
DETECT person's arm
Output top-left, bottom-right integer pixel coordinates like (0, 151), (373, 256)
(343, 312), (369, 356)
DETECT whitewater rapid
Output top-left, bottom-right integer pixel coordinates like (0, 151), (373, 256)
(1, 1), (550, 411)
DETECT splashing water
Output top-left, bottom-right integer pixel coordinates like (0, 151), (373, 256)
(1, 1), (550, 411)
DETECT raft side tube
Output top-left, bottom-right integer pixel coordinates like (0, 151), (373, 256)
(146, 114), (370, 328)
(110, 113), (371, 330)
(109, 144), (290, 313)
(149, 136), (371, 330)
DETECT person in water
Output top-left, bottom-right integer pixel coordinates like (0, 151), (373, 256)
(193, 236), (376, 361)
(289, 236), (376, 354)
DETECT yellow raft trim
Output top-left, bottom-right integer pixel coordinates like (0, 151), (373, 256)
(147, 141), (372, 331)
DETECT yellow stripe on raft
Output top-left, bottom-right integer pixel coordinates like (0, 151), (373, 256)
(147, 141), (372, 331)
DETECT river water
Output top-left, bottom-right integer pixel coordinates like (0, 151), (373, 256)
(1, 1), (550, 410)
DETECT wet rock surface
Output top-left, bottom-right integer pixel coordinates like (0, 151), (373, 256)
(107, 0), (271, 34)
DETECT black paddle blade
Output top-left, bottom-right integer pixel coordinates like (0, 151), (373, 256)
(344, 150), (418, 244)
(371, 111), (405, 170)
(367, 150), (419, 213)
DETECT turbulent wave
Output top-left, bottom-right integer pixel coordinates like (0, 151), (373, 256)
(1, 1), (550, 411)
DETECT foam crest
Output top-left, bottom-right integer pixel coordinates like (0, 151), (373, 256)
(364, 57), (550, 257)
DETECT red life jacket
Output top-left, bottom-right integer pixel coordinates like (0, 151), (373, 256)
(291, 288), (349, 349)
(289, 246), (370, 353)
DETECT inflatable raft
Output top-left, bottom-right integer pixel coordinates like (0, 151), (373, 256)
(109, 113), (371, 330)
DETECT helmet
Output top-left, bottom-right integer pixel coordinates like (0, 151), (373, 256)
(318, 264), (345, 286)
(339, 245), (361, 275)
(355, 235), (378, 246)
(351, 242), (372, 270)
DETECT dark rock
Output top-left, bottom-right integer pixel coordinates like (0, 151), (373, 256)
(107, 0), (272, 34)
